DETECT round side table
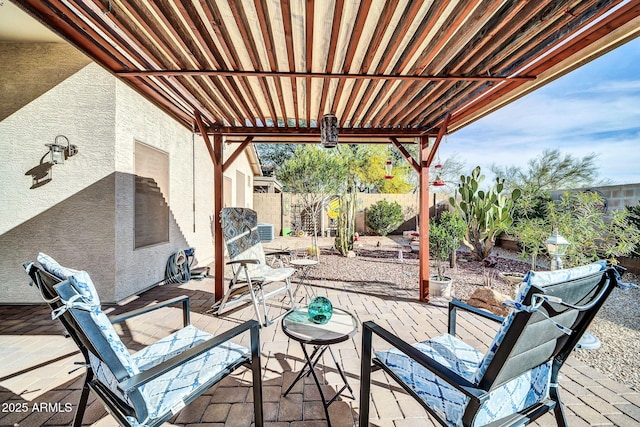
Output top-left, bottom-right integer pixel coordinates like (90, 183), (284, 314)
(282, 307), (358, 427)
(289, 258), (319, 302)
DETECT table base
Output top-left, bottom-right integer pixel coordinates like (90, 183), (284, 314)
(283, 343), (354, 427)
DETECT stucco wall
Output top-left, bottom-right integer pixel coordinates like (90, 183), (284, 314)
(0, 44), (116, 303)
(1, 43), (260, 304)
(113, 79), (209, 301)
(223, 142), (254, 209)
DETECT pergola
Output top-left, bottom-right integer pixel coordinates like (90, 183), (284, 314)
(16, 0), (640, 302)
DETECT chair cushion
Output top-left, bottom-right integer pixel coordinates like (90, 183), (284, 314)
(473, 261), (607, 383)
(132, 325), (249, 421)
(238, 264), (296, 284)
(376, 334), (551, 426)
(37, 252), (80, 281)
(376, 335), (482, 424)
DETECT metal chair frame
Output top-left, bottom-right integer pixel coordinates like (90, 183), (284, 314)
(360, 266), (621, 426)
(24, 261), (264, 427)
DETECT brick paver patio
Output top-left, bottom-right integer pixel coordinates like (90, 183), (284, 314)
(2, 268), (639, 426)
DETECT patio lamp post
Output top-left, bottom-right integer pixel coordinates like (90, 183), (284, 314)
(545, 229), (569, 270)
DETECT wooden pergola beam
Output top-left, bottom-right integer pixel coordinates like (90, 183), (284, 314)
(208, 126), (429, 136)
(254, 0), (289, 127)
(117, 69), (537, 82)
(389, 137), (420, 173)
(330, 0), (373, 117)
(227, 0), (279, 124)
(222, 137), (254, 173)
(317, 0), (345, 120)
(305, 0), (314, 126)
(425, 114), (451, 167)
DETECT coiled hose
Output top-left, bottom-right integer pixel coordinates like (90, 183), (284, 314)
(165, 250), (191, 284)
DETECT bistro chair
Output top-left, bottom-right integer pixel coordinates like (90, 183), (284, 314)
(23, 253), (263, 427)
(360, 261), (627, 426)
(216, 207), (296, 326)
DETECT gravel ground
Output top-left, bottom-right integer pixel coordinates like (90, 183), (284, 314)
(281, 236), (640, 392)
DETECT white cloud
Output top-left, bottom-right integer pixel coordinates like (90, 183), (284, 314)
(442, 71), (640, 186)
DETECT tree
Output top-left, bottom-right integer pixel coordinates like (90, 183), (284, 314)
(255, 143), (297, 176)
(429, 212), (466, 280)
(277, 146), (347, 257)
(339, 144), (415, 194)
(626, 202), (640, 257)
(450, 166), (521, 261)
(491, 148), (608, 195)
(546, 191), (640, 267)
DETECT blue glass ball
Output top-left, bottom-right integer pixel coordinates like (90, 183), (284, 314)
(307, 296), (333, 324)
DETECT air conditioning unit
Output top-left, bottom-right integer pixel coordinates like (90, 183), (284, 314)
(257, 223), (274, 242)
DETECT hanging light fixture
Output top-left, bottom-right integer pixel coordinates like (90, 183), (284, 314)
(320, 114), (338, 148)
(384, 159), (394, 179)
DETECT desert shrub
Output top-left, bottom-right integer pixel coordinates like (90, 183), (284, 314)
(626, 202), (640, 257)
(366, 199), (403, 236)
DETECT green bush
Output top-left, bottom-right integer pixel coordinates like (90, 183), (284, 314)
(626, 202), (640, 257)
(366, 200), (404, 236)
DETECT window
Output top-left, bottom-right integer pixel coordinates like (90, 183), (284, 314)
(134, 142), (169, 248)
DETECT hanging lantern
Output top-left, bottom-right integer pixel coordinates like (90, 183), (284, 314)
(320, 114), (338, 148)
(432, 175), (446, 186)
(384, 159), (394, 179)
(434, 161), (443, 169)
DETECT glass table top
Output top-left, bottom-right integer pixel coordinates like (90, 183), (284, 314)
(282, 307), (358, 345)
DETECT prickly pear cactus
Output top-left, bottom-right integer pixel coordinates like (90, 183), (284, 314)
(449, 166), (521, 261)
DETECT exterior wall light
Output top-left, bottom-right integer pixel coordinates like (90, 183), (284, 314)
(545, 228), (569, 270)
(45, 135), (78, 164)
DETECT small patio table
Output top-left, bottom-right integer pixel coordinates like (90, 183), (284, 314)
(282, 307), (358, 427)
(289, 258), (318, 302)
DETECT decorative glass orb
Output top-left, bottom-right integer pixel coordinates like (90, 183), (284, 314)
(307, 296), (333, 324)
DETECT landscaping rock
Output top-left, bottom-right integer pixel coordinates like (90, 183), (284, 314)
(465, 287), (511, 317)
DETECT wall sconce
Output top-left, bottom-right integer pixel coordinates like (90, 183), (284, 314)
(320, 114), (338, 148)
(545, 228), (569, 270)
(45, 135), (78, 164)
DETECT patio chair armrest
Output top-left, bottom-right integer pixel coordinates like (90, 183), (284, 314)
(109, 295), (191, 327)
(362, 321), (487, 404)
(226, 259), (260, 265)
(264, 250), (291, 257)
(448, 299), (504, 337)
(119, 319), (261, 393)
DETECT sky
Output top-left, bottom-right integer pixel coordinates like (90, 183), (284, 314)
(438, 36), (640, 186)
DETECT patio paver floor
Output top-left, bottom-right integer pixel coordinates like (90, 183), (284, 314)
(2, 270), (639, 426)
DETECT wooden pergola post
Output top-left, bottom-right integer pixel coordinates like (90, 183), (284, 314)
(195, 113), (225, 302)
(213, 133), (224, 302)
(419, 135), (431, 302)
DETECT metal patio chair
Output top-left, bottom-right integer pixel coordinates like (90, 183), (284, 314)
(215, 207), (295, 326)
(360, 261), (627, 426)
(23, 253), (263, 427)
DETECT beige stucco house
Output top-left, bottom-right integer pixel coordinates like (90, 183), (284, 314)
(0, 7), (261, 304)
